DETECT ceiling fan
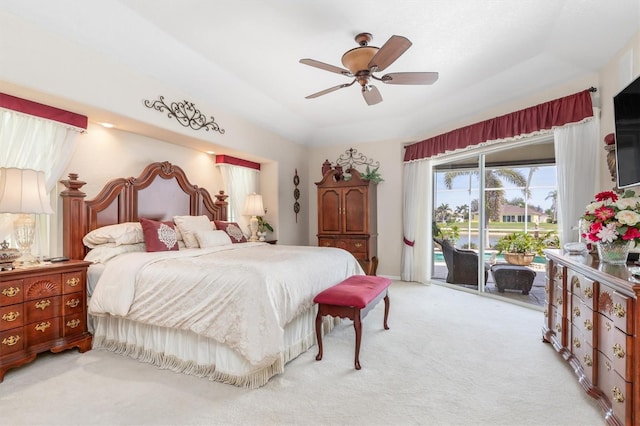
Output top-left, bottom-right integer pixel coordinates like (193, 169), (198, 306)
(299, 32), (438, 106)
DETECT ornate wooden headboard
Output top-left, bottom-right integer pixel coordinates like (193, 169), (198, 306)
(60, 161), (228, 260)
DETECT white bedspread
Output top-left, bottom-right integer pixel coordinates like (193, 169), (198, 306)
(89, 243), (363, 368)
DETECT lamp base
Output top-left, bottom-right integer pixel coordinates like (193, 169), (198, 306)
(13, 252), (40, 267)
(248, 215), (259, 242)
(13, 213), (40, 267)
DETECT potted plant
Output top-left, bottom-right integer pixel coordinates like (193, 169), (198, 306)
(495, 230), (558, 265)
(257, 216), (273, 241)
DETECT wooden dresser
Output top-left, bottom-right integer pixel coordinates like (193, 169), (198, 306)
(0, 260), (92, 382)
(543, 249), (640, 425)
(316, 168), (378, 275)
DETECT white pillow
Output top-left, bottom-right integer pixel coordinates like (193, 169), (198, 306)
(83, 242), (146, 263)
(195, 230), (232, 248)
(83, 222), (144, 248)
(173, 215), (213, 248)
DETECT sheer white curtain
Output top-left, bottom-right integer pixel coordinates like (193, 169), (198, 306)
(401, 159), (431, 283)
(216, 163), (259, 236)
(0, 108), (81, 255)
(553, 111), (600, 246)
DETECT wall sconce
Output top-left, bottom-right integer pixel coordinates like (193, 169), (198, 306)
(0, 168), (54, 266)
(243, 193), (264, 242)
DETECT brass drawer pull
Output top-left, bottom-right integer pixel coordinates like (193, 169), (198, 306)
(606, 360), (612, 371)
(584, 287), (593, 298)
(613, 343), (626, 359)
(35, 299), (51, 310)
(555, 323), (562, 332)
(1, 287), (20, 297)
(66, 298), (80, 308)
(1, 311), (20, 322)
(34, 321), (51, 332)
(556, 297), (562, 305)
(613, 303), (626, 318)
(584, 319), (593, 330)
(605, 322), (612, 332)
(583, 355), (592, 367)
(66, 277), (80, 287)
(612, 387), (625, 403)
(573, 307), (581, 317)
(2, 335), (20, 346)
(573, 337), (581, 348)
(354, 243), (363, 248)
(571, 276), (580, 288)
(66, 319), (81, 328)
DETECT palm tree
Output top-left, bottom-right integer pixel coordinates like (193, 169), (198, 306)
(444, 168), (529, 246)
(545, 190), (558, 223)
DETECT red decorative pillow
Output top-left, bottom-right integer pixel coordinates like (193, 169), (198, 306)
(140, 218), (179, 252)
(213, 221), (247, 243)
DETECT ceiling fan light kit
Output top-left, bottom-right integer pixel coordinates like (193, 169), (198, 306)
(300, 32), (438, 105)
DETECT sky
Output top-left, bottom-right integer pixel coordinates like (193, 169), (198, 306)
(433, 165), (557, 213)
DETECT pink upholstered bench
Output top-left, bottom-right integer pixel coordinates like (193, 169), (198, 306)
(313, 275), (391, 370)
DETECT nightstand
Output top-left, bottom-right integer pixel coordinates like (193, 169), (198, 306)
(0, 260), (92, 382)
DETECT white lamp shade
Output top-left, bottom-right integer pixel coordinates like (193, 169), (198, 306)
(243, 193), (264, 216)
(0, 168), (54, 215)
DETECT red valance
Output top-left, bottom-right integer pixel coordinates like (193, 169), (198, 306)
(215, 154), (261, 170)
(0, 93), (88, 130)
(404, 89), (593, 161)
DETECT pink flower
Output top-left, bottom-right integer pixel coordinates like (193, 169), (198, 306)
(594, 206), (616, 222)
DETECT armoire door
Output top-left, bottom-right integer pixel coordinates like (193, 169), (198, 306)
(343, 187), (368, 234)
(318, 188), (341, 234)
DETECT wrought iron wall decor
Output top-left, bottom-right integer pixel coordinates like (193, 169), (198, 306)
(143, 96), (225, 134)
(293, 169), (300, 222)
(335, 148), (379, 170)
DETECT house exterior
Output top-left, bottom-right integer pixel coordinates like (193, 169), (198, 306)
(499, 205), (548, 224)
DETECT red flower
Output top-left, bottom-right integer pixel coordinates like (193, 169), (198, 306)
(595, 191), (618, 202)
(587, 221), (603, 242)
(593, 206), (616, 222)
(623, 227), (640, 241)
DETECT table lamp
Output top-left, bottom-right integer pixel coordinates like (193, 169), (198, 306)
(243, 193), (264, 242)
(0, 168), (54, 266)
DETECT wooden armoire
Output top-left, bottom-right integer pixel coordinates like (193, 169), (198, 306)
(316, 168), (378, 275)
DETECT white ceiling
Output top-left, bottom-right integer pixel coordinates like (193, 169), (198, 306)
(1, 0), (639, 148)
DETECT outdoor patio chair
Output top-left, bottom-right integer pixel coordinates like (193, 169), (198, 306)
(434, 238), (489, 285)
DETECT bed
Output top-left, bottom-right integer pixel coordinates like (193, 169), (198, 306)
(60, 161), (364, 388)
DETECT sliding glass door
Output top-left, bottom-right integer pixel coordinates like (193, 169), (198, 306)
(429, 137), (558, 307)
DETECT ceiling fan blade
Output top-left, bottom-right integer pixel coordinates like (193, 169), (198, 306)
(367, 35), (412, 72)
(380, 72), (439, 85)
(299, 58), (352, 76)
(362, 85), (383, 105)
(305, 80), (355, 99)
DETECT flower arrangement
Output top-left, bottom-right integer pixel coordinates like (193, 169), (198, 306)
(581, 190), (640, 244)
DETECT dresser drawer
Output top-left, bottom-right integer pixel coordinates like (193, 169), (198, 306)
(0, 280), (23, 306)
(568, 271), (595, 310)
(62, 271), (83, 294)
(25, 296), (61, 323)
(598, 312), (631, 380)
(24, 274), (62, 301)
(597, 351), (630, 424)
(26, 317), (60, 346)
(63, 312), (85, 337)
(571, 324), (594, 384)
(0, 304), (24, 332)
(599, 285), (634, 334)
(0, 326), (24, 356)
(62, 293), (83, 315)
(570, 297), (593, 346)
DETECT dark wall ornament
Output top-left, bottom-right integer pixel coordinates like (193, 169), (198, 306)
(143, 96), (225, 134)
(293, 168), (300, 223)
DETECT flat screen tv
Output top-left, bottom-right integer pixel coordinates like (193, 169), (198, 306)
(614, 74), (640, 188)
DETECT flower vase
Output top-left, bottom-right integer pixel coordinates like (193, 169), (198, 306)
(596, 240), (632, 264)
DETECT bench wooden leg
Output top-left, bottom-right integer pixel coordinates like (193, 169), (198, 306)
(383, 294), (390, 330)
(315, 308), (324, 361)
(354, 308), (362, 370)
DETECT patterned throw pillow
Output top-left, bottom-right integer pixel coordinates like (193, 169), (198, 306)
(213, 221), (248, 243)
(140, 218), (179, 252)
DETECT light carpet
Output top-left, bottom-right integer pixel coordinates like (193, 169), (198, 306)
(0, 281), (603, 426)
